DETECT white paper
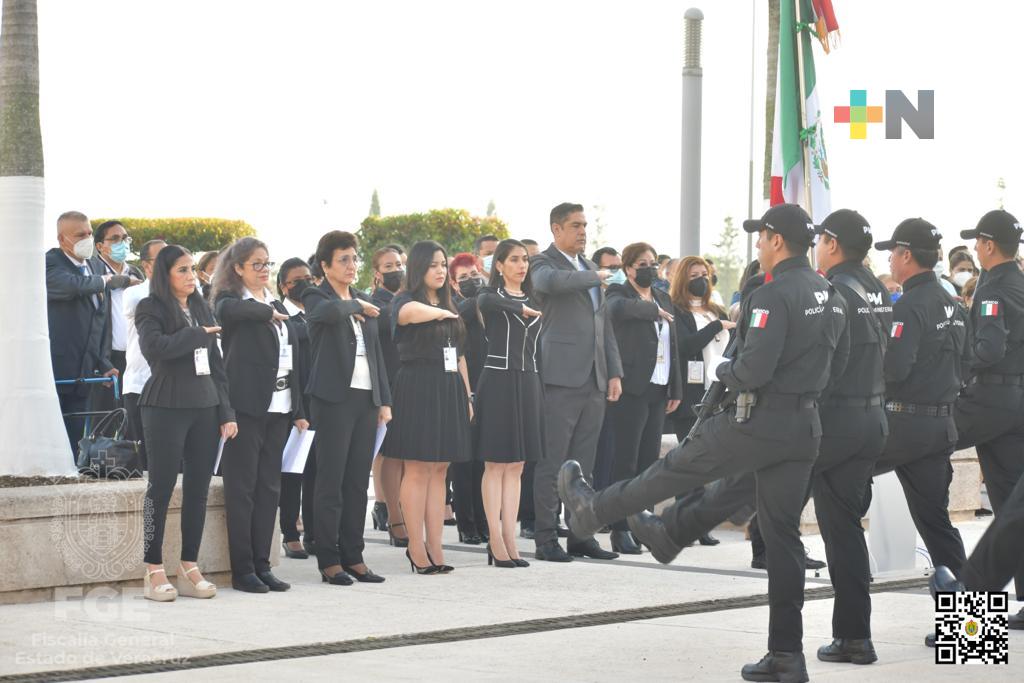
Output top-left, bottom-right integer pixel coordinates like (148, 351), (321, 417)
(213, 436), (226, 474)
(281, 427), (316, 474)
(373, 423), (388, 456)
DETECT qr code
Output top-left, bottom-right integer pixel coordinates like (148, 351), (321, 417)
(934, 591), (1009, 664)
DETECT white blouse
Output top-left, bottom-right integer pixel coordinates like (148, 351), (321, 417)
(692, 304), (729, 389)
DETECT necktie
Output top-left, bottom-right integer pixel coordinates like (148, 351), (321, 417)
(80, 264), (99, 308)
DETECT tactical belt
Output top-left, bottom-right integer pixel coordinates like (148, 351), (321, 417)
(822, 394), (884, 408)
(274, 376), (291, 392)
(756, 393), (817, 410)
(885, 401), (952, 417)
(968, 373), (1024, 387)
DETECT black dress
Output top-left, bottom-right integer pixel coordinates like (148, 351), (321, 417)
(383, 292), (472, 463)
(474, 287), (545, 463)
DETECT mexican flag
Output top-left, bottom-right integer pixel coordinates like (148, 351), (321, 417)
(769, 0), (833, 222)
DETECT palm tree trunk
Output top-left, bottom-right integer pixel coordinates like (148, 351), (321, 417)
(762, 0), (780, 200)
(1, 0), (76, 476)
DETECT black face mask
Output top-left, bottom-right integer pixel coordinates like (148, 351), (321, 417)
(288, 278), (311, 303)
(459, 276), (485, 299)
(687, 276), (709, 298)
(633, 266), (658, 289)
(711, 273), (718, 286)
(381, 270), (404, 293)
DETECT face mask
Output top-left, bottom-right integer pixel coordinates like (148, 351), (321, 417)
(687, 276), (709, 298)
(459, 276), (484, 299)
(606, 268), (627, 286)
(633, 266), (657, 289)
(711, 273), (719, 287)
(482, 255), (494, 272)
(109, 241), (129, 263)
(951, 271), (973, 287)
(381, 270), (404, 293)
(288, 278), (310, 302)
(890, 291), (902, 302)
(933, 261), (946, 277)
(72, 237), (95, 261)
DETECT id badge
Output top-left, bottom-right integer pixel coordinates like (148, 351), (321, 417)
(687, 360), (704, 384)
(355, 332), (367, 357)
(194, 347), (211, 376)
(656, 339), (666, 364)
(443, 346), (458, 373)
(279, 344), (293, 371)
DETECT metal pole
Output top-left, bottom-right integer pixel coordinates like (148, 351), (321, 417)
(792, 0), (813, 221)
(680, 8), (703, 258)
(746, 0), (756, 265)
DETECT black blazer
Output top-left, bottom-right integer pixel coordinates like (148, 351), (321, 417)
(371, 287), (400, 384)
(136, 295), (235, 424)
(301, 281), (392, 407)
(674, 305), (732, 410)
(606, 282), (683, 399)
(214, 291), (305, 420)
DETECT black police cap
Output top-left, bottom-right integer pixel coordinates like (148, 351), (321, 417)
(874, 218), (941, 251)
(959, 209), (1023, 244)
(814, 209), (872, 251)
(743, 203), (816, 247)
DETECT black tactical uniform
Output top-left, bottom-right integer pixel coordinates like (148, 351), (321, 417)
(873, 218), (968, 577)
(953, 209), (1024, 617)
(561, 204), (846, 678)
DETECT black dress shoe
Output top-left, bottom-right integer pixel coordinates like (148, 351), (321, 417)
(804, 549), (826, 570)
(557, 461), (602, 539)
(751, 554), (767, 570)
(627, 511), (682, 565)
(320, 568), (355, 585)
(609, 529), (642, 555)
(1009, 607), (1024, 630)
(816, 638), (878, 665)
(925, 632), (936, 648)
(929, 565), (964, 598)
(371, 501), (389, 531)
(520, 520), (535, 540)
(458, 531), (483, 545)
(598, 525), (612, 534)
(567, 538), (619, 560)
(556, 524), (570, 538)
(256, 570), (291, 592)
(698, 532), (720, 546)
(282, 541), (309, 560)
(232, 573), (270, 594)
(740, 651), (808, 683)
(534, 540), (573, 562)
(343, 565), (385, 583)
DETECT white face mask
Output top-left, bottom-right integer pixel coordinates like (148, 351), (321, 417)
(952, 270), (974, 287)
(72, 237), (95, 261)
(933, 260), (946, 277)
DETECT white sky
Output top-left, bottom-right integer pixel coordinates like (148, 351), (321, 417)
(36, 0), (1024, 270)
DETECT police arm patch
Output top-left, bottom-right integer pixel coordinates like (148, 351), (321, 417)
(980, 301), (1000, 317)
(891, 322), (904, 338)
(750, 309), (769, 328)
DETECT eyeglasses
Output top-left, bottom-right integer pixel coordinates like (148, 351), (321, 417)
(247, 261), (276, 272)
(285, 276), (313, 287)
(105, 235), (132, 245)
(633, 261), (658, 269)
(334, 256), (361, 266)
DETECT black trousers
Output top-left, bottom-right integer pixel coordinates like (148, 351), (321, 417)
(592, 409), (617, 490)
(608, 383), (668, 530)
(311, 391), (377, 569)
(58, 392), (89, 458)
(519, 461), (536, 523)
(279, 442), (317, 543)
(874, 412), (966, 577)
(123, 392), (147, 469)
(593, 406), (819, 653)
(141, 406), (220, 564)
(960, 469), (1024, 595)
(223, 411), (290, 576)
(955, 383), (1024, 598)
(452, 460), (487, 537)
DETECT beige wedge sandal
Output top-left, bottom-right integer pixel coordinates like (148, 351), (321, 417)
(177, 565), (217, 599)
(143, 567), (178, 602)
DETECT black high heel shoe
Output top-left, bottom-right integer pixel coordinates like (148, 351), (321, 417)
(282, 541), (309, 560)
(487, 543), (516, 568)
(426, 550), (454, 573)
(458, 530), (482, 545)
(371, 502), (389, 531)
(512, 558), (530, 567)
(388, 522), (409, 548)
(406, 549), (441, 575)
(343, 565), (386, 583)
(319, 567), (354, 586)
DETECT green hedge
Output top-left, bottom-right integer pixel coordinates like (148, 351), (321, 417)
(90, 217), (256, 253)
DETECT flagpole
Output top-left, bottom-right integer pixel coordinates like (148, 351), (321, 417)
(745, 0), (756, 265)
(792, 0), (813, 222)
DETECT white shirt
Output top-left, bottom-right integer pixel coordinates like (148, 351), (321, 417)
(100, 257), (128, 351)
(349, 316), (373, 390)
(693, 305), (729, 389)
(64, 252), (100, 309)
(122, 280), (151, 395)
(282, 297), (303, 318)
(710, 289), (725, 307)
(649, 317), (672, 385)
(243, 288), (293, 414)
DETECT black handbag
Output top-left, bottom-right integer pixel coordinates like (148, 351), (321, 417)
(76, 409), (144, 479)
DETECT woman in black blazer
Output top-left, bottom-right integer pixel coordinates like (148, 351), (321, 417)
(136, 244), (237, 602)
(213, 237), (307, 594)
(302, 231), (393, 585)
(605, 242), (683, 555)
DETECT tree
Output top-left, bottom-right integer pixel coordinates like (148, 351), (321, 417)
(90, 217), (256, 253)
(369, 189), (381, 217)
(486, 199), (496, 217)
(356, 208), (509, 289)
(705, 216), (743, 304)
(0, 0), (75, 476)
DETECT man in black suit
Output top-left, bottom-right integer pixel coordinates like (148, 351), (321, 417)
(45, 211), (132, 454)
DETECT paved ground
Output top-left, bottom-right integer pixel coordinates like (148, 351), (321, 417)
(1, 516), (1021, 681)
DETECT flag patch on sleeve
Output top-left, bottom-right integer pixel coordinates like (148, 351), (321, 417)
(750, 309), (769, 329)
(891, 322), (904, 338)
(981, 301), (1000, 317)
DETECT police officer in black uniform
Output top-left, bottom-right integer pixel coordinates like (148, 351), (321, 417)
(559, 203), (846, 683)
(810, 209), (892, 665)
(952, 209), (1024, 629)
(872, 219), (968, 580)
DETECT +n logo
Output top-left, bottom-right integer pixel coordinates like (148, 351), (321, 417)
(834, 90), (882, 139)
